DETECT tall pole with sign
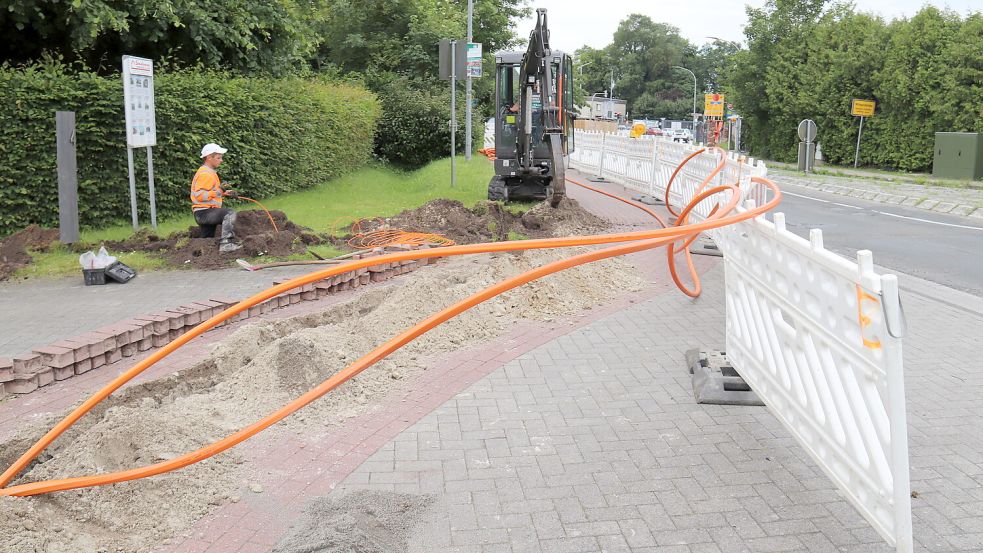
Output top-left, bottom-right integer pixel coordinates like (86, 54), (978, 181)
(851, 99), (875, 168)
(465, 0), (473, 161)
(122, 55), (158, 230)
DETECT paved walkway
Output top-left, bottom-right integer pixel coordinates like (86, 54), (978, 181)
(2, 173), (981, 552)
(0, 265), (319, 356)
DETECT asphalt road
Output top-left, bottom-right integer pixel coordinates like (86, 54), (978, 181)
(770, 182), (983, 297)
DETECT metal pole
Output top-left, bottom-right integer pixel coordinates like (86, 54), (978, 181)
(450, 40), (457, 188)
(56, 111), (80, 244)
(127, 147), (139, 230)
(146, 146), (157, 229)
(465, 0), (473, 161)
(854, 116), (864, 168)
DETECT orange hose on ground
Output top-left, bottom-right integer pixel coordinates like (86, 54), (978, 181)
(237, 196), (279, 233)
(0, 173), (779, 497)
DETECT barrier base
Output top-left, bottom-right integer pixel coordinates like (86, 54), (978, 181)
(686, 349), (764, 406)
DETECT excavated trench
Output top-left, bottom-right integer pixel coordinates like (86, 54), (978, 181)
(0, 226), (649, 552)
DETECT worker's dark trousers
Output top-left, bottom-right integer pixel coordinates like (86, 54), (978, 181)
(194, 208), (236, 242)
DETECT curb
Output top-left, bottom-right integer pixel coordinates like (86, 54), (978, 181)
(774, 177), (982, 219)
(0, 245), (437, 399)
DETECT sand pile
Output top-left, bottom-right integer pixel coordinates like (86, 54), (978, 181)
(0, 225), (60, 280)
(272, 490), (434, 553)
(0, 222), (644, 552)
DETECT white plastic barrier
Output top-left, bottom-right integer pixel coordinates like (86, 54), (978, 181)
(570, 130), (912, 552)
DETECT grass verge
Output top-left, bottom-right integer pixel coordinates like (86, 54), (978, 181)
(12, 157), (494, 280)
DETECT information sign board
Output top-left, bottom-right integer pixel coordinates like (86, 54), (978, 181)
(466, 43), (482, 78)
(704, 93), (725, 117)
(122, 56), (157, 148)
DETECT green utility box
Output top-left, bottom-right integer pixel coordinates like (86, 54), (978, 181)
(933, 132), (983, 181)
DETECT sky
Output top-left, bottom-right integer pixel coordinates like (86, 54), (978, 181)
(512, 0), (982, 53)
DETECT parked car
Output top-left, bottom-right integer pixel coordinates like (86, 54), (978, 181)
(644, 127), (664, 136)
(671, 128), (692, 143)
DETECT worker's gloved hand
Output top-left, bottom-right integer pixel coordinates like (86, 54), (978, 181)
(222, 189), (240, 199)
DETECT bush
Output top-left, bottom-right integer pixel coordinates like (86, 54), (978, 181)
(373, 76), (483, 167)
(0, 63), (379, 236)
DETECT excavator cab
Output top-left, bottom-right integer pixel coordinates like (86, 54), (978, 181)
(488, 9), (575, 206)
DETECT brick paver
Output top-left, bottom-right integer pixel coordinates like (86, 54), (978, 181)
(0, 265), (320, 356)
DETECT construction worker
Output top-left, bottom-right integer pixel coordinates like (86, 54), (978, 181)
(190, 143), (241, 253)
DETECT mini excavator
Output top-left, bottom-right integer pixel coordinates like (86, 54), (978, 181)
(488, 8), (575, 207)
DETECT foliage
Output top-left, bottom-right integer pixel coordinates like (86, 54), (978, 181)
(0, 63), (378, 236)
(372, 75), (482, 167)
(0, 0), (327, 75)
(311, 0), (527, 166)
(575, 15), (726, 121)
(728, 1), (982, 170)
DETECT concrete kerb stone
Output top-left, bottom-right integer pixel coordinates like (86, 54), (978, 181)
(918, 199), (940, 211)
(932, 201), (957, 213)
(12, 353), (42, 375)
(969, 208), (983, 219)
(0, 357), (13, 383)
(949, 205), (975, 217)
(32, 345), (75, 370)
(901, 197), (922, 207)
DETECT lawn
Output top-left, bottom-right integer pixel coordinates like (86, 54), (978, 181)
(14, 156), (496, 279)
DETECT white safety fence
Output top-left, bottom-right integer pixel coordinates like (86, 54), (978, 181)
(570, 131), (912, 553)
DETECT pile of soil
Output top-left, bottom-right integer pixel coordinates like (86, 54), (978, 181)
(371, 197), (609, 244)
(0, 225), (60, 280)
(272, 490), (435, 552)
(0, 245), (645, 552)
(107, 210), (322, 270)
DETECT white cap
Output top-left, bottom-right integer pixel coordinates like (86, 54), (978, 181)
(200, 143), (228, 158)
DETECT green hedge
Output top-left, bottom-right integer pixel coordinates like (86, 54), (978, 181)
(0, 63), (379, 236)
(373, 76), (484, 167)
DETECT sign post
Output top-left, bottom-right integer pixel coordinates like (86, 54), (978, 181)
(439, 39), (470, 188)
(797, 119), (818, 173)
(122, 55), (158, 230)
(851, 99), (875, 168)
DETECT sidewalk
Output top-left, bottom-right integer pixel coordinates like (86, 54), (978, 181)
(0, 265), (321, 356)
(3, 175), (982, 552)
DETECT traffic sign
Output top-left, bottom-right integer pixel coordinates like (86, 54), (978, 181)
(851, 99), (875, 117)
(798, 119), (817, 142)
(704, 93), (724, 117)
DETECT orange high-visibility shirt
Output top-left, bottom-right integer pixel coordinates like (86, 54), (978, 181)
(190, 166), (223, 210)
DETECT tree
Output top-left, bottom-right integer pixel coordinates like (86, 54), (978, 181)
(0, 0), (323, 74)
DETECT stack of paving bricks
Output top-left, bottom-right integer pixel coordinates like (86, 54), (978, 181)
(0, 245), (439, 398)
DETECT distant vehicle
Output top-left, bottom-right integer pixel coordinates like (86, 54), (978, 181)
(644, 127), (664, 136)
(671, 128), (692, 143)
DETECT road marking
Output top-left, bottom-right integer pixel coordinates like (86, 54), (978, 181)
(872, 210), (983, 231)
(782, 190), (831, 203)
(783, 188), (983, 230)
(783, 191), (863, 210)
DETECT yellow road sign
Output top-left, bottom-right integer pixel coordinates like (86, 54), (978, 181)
(704, 93), (724, 117)
(851, 99), (875, 117)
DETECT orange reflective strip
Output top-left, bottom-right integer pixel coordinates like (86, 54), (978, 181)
(856, 284), (882, 349)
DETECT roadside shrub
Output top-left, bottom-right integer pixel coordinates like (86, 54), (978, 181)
(0, 63), (379, 236)
(373, 76), (483, 167)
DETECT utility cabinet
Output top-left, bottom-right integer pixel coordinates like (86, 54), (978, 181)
(933, 132), (983, 181)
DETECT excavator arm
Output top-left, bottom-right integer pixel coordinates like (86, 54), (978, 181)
(515, 8), (565, 206)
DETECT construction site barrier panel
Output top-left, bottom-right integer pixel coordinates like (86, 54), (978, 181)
(570, 130), (913, 552)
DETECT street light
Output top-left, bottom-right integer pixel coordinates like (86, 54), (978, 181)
(578, 60), (593, 75)
(672, 65), (697, 127)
